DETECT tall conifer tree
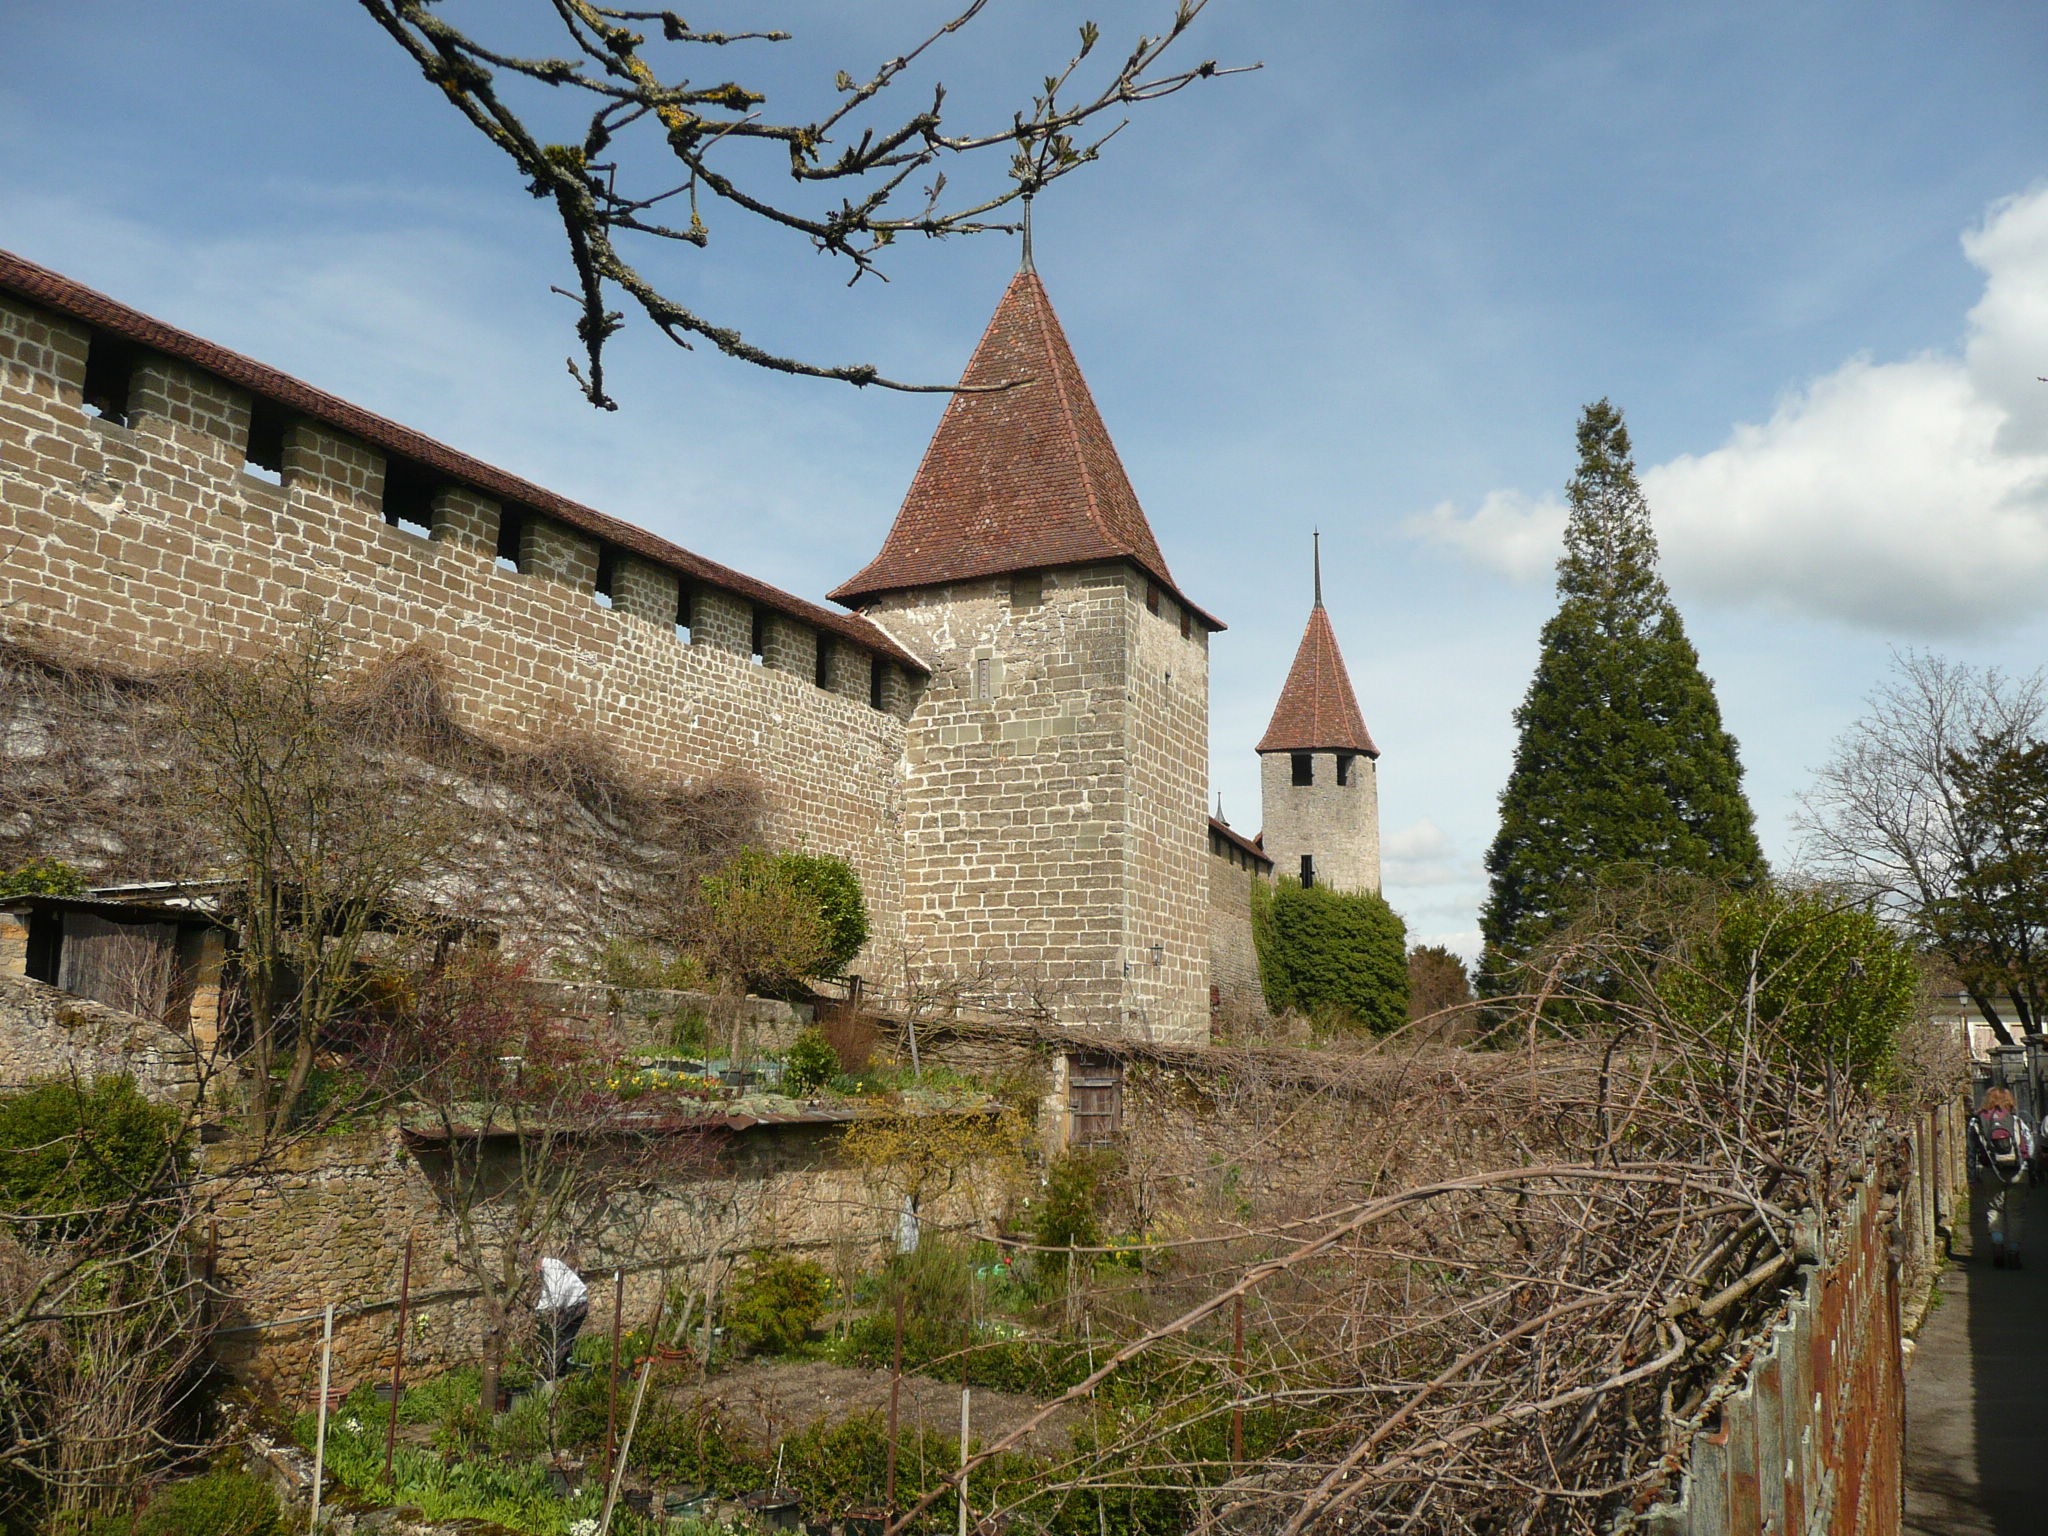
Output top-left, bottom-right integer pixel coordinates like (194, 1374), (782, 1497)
(1480, 401), (1764, 985)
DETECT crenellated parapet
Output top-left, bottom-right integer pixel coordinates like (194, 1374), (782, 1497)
(0, 249), (926, 968)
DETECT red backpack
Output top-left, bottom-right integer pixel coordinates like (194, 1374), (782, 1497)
(1981, 1107), (2023, 1175)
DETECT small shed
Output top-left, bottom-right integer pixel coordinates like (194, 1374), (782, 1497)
(0, 894), (231, 1045)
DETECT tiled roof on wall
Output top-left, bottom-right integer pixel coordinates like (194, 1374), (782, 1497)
(1208, 816), (1272, 868)
(1257, 603), (1378, 756)
(829, 270), (1221, 630)
(0, 247), (924, 672)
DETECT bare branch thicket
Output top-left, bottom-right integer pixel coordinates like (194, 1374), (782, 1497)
(361, 945), (721, 1416)
(354, 0), (1252, 403)
(861, 910), (1939, 1536)
(1797, 650), (2048, 1044)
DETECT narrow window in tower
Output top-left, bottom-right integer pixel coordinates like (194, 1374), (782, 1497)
(870, 657), (887, 710)
(591, 549), (616, 608)
(675, 583), (694, 644)
(815, 634), (833, 689)
(1291, 753), (1314, 787)
(973, 657), (992, 701)
(1335, 753), (1354, 787)
(1299, 854), (1315, 889)
(1146, 582), (1161, 615)
(750, 609), (766, 665)
(1180, 603), (1192, 639)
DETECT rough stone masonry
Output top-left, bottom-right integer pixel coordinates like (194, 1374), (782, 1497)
(0, 246), (1385, 1043)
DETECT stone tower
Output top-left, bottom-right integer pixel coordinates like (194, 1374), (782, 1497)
(832, 263), (1220, 1043)
(1257, 537), (1381, 892)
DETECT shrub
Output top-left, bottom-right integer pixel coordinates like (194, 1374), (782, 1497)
(1252, 877), (1410, 1033)
(127, 1469), (282, 1536)
(629, 1398), (766, 1492)
(0, 1076), (187, 1245)
(1662, 884), (1921, 1087)
(0, 857), (86, 898)
(774, 853), (869, 975)
(723, 1252), (831, 1355)
(782, 1028), (839, 1096)
(1032, 1151), (1105, 1253)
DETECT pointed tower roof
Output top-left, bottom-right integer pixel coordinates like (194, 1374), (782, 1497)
(830, 270), (1221, 628)
(1257, 538), (1378, 756)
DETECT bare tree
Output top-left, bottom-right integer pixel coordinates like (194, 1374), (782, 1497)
(1797, 650), (2047, 1043)
(165, 616), (468, 1139)
(363, 945), (712, 1415)
(354, 0), (1250, 403)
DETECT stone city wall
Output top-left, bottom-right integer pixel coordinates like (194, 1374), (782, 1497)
(0, 291), (912, 968)
(1205, 843), (1269, 1032)
(202, 1117), (954, 1405)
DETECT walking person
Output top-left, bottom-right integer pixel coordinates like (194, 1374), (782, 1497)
(1970, 1087), (2035, 1268)
(536, 1256), (590, 1380)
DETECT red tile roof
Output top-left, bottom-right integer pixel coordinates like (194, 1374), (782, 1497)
(1257, 603), (1378, 756)
(829, 271), (1221, 630)
(0, 247), (924, 672)
(1208, 816), (1273, 868)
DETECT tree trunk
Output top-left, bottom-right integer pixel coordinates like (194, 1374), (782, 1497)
(1970, 985), (2017, 1047)
(479, 1294), (506, 1416)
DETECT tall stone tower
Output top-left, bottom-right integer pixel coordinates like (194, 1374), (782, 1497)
(1257, 538), (1381, 892)
(832, 262), (1221, 1043)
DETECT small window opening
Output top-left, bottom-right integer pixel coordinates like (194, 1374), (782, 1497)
(80, 336), (135, 427)
(1180, 604), (1193, 640)
(592, 549), (616, 610)
(1299, 854), (1315, 889)
(1010, 572), (1043, 610)
(675, 583), (693, 644)
(380, 461), (436, 538)
(815, 634), (833, 689)
(972, 656), (992, 702)
(1145, 582), (1161, 616)
(496, 510), (525, 574)
(1336, 753), (1354, 787)
(1291, 753), (1314, 787)
(749, 609), (766, 665)
(870, 657), (887, 710)
(244, 404), (287, 483)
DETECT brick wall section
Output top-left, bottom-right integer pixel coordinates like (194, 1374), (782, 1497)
(869, 563), (1210, 1043)
(0, 293), (908, 966)
(1259, 748), (1382, 894)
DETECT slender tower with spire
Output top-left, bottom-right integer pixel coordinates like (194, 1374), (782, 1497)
(832, 248), (1222, 1043)
(1257, 534), (1382, 893)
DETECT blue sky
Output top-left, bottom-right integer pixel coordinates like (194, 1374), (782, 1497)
(6, 2), (2048, 956)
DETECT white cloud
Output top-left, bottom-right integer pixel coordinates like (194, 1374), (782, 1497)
(1381, 816), (1484, 892)
(1406, 488), (1565, 582)
(1412, 183), (2048, 638)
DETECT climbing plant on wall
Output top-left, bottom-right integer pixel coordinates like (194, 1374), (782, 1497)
(1252, 877), (1410, 1034)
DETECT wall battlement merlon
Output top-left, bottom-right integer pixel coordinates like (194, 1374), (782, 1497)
(0, 251), (924, 709)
